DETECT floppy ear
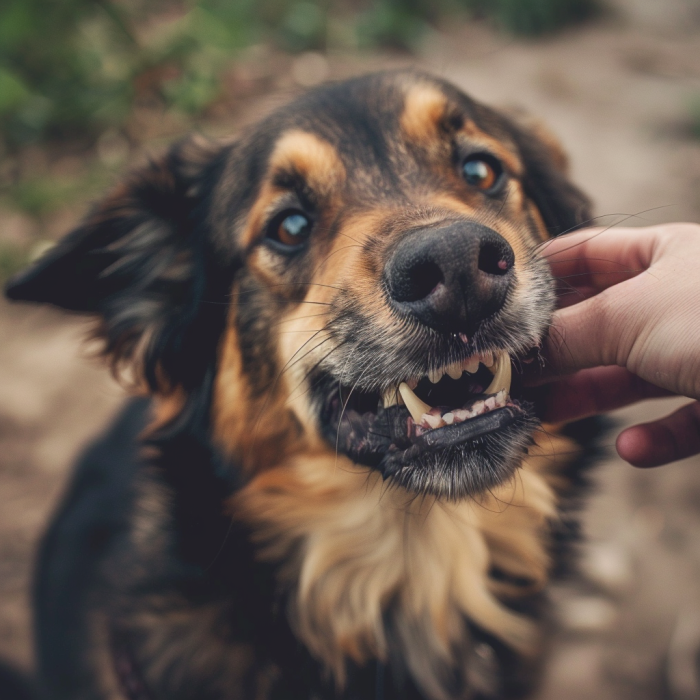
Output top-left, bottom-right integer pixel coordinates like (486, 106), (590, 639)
(5, 136), (230, 392)
(504, 111), (592, 237)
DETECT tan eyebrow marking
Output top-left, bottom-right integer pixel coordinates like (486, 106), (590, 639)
(401, 84), (523, 177)
(269, 130), (346, 196)
(400, 83), (449, 145)
(241, 130), (345, 247)
(458, 120), (523, 176)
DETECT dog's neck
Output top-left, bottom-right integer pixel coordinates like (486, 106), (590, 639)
(232, 431), (571, 699)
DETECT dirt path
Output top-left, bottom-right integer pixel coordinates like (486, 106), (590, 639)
(1, 7), (700, 696)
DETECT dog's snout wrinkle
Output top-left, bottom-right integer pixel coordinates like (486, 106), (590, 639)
(385, 221), (515, 335)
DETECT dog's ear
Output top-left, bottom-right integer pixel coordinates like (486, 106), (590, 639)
(503, 110), (592, 237)
(5, 135), (230, 391)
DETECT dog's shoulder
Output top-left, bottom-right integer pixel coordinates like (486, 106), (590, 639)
(34, 398), (150, 693)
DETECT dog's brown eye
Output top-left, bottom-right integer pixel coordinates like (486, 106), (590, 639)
(268, 210), (312, 249)
(462, 155), (503, 193)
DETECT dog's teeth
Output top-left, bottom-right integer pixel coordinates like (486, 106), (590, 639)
(480, 351), (494, 368)
(422, 413), (445, 429)
(442, 412), (455, 425)
(485, 352), (512, 395)
(399, 382), (432, 423)
(446, 363), (462, 380)
(383, 388), (403, 408)
(428, 369), (442, 384)
(495, 389), (507, 407)
(452, 408), (470, 422)
(463, 356), (480, 373)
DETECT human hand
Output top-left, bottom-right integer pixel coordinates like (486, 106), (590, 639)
(528, 223), (700, 467)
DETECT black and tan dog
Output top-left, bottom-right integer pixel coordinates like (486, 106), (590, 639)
(6, 70), (600, 700)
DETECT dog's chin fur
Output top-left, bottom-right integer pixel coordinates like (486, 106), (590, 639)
(378, 410), (540, 500)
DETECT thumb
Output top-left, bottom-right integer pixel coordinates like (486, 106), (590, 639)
(544, 274), (644, 376)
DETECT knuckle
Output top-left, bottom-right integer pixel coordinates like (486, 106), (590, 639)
(586, 293), (618, 361)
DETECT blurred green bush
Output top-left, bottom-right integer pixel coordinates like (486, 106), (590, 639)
(0, 0), (598, 147)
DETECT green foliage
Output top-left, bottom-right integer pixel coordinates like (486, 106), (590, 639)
(0, 241), (29, 282)
(0, 0), (598, 147)
(2, 163), (115, 217)
(0, 0), (135, 145)
(473, 0), (598, 35)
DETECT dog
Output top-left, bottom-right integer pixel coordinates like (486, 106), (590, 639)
(6, 70), (600, 700)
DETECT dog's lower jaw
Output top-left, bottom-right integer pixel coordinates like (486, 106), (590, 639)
(380, 410), (540, 500)
(233, 435), (568, 699)
(319, 371), (540, 500)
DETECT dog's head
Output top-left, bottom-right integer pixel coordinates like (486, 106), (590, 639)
(6, 70), (590, 500)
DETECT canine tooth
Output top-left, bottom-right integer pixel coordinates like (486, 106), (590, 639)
(428, 369), (442, 384)
(452, 408), (470, 422)
(463, 356), (480, 373)
(443, 412), (455, 425)
(383, 388), (401, 408)
(399, 383), (432, 423)
(446, 363), (462, 380)
(480, 351), (494, 368)
(496, 389), (507, 407)
(422, 413), (445, 429)
(485, 353), (512, 395)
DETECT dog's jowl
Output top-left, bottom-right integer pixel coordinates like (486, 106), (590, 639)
(6, 71), (600, 700)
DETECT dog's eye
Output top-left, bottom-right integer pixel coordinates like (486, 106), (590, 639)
(267, 210), (312, 249)
(462, 155), (504, 193)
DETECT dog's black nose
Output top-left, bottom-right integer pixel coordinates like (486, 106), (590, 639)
(385, 222), (515, 335)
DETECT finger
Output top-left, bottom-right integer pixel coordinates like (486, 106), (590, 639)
(616, 401), (700, 467)
(542, 273), (646, 376)
(541, 226), (657, 295)
(524, 366), (672, 423)
(555, 283), (604, 308)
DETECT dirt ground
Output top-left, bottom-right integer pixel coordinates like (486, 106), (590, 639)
(2, 2), (700, 697)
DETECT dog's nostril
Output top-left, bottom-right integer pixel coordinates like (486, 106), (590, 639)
(402, 260), (444, 302)
(478, 240), (512, 277)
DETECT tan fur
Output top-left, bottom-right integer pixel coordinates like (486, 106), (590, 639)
(425, 192), (545, 299)
(213, 310), (304, 475)
(269, 130), (346, 195)
(232, 426), (578, 697)
(148, 391), (186, 432)
(457, 121), (523, 177)
(400, 83), (449, 147)
(241, 130), (346, 248)
(400, 84), (523, 180)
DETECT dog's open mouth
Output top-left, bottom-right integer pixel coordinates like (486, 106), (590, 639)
(318, 350), (538, 499)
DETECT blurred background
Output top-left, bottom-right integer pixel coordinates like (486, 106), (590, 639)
(1, 0), (700, 697)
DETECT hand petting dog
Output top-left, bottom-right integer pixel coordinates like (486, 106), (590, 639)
(529, 223), (700, 468)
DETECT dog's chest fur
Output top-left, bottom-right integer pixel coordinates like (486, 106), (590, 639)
(231, 428), (577, 699)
